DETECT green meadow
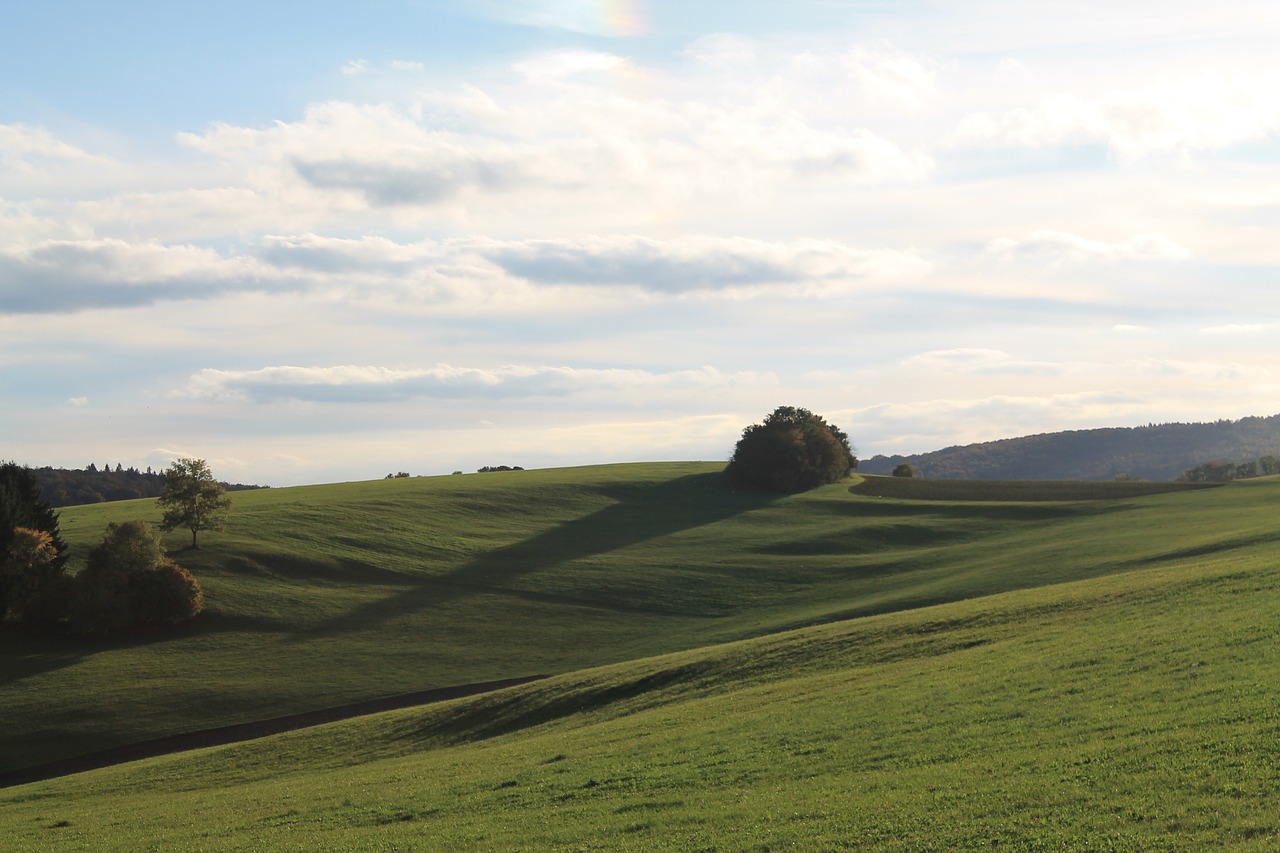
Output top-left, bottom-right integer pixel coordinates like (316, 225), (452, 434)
(3, 464), (1280, 849)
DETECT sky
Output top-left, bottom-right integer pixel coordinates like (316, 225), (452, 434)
(3, 0), (1280, 486)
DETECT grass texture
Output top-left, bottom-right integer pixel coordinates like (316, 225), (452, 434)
(3, 466), (1279, 848)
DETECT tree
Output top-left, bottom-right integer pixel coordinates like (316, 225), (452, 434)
(72, 520), (203, 634)
(892, 462), (916, 478)
(725, 406), (857, 493)
(0, 462), (66, 564)
(0, 527), (71, 626)
(157, 458), (231, 548)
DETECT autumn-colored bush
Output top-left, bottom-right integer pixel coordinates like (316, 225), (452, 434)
(72, 520), (204, 635)
(130, 559), (204, 627)
(0, 527), (71, 627)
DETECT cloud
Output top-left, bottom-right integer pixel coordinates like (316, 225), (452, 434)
(512, 49), (632, 81)
(293, 154), (528, 206)
(0, 230), (927, 316)
(173, 51), (931, 220)
(254, 232), (927, 298)
(843, 45), (938, 110)
(1198, 322), (1278, 335)
(479, 235), (929, 292)
(256, 233), (431, 274)
(951, 70), (1280, 158)
(341, 59), (369, 76)
(0, 123), (126, 198)
(902, 348), (1060, 376)
(0, 123), (103, 172)
(175, 363), (764, 404)
(986, 230), (1190, 265)
(0, 238), (278, 313)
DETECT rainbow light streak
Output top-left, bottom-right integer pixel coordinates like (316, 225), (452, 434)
(602, 0), (649, 37)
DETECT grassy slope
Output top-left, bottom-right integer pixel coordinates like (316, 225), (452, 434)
(4, 479), (1280, 849)
(0, 464), (1266, 778)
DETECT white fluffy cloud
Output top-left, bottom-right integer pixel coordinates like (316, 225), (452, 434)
(0, 238), (279, 313)
(169, 45), (932, 226)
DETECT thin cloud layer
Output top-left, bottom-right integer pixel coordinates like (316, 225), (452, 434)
(987, 230), (1190, 266)
(952, 71), (1280, 158)
(177, 363), (766, 405)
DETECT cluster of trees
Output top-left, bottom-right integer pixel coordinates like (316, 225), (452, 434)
(725, 406), (857, 493)
(860, 414), (1280, 481)
(0, 458), (226, 636)
(476, 465), (525, 473)
(1178, 456), (1280, 483)
(30, 463), (264, 508)
(71, 521), (204, 634)
(385, 472), (412, 479)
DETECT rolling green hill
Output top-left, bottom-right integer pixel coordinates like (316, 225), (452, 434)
(3, 464), (1280, 848)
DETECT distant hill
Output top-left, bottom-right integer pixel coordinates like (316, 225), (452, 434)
(28, 464), (266, 507)
(859, 414), (1280, 481)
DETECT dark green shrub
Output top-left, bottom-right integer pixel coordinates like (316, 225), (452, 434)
(725, 406), (856, 493)
(72, 520), (204, 635)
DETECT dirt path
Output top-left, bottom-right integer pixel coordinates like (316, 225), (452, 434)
(0, 674), (547, 789)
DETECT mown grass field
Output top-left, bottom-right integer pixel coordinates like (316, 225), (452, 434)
(3, 465), (1278, 848)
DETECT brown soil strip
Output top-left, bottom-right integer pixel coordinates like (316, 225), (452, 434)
(0, 674), (546, 789)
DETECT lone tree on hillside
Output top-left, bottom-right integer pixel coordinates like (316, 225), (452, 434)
(725, 406), (857, 493)
(892, 462), (916, 478)
(157, 458), (231, 548)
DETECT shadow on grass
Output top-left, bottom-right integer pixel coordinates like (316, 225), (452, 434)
(828, 496), (1121, 523)
(0, 634), (85, 688)
(295, 472), (779, 639)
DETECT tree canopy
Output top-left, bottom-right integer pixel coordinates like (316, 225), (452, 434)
(157, 458), (231, 548)
(73, 520), (204, 634)
(0, 462), (66, 564)
(724, 406), (857, 493)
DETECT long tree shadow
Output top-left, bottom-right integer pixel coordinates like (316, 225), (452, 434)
(0, 633), (85, 688)
(297, 472), (781, 639)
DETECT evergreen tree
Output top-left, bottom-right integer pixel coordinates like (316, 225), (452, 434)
(0, 462), (66, 564)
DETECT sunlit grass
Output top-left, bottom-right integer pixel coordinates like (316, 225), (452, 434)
(4, 464), (1279, 802)
(5, 532), (1280, 849)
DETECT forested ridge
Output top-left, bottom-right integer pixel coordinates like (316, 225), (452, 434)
(860, 414), (1280, 481)
(23, 464), (265, 508)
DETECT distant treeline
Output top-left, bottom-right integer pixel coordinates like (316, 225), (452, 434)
(860, 414), (1280, 481)
(1178, 455), (1280, 483)
(31, 464), (266, 508)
